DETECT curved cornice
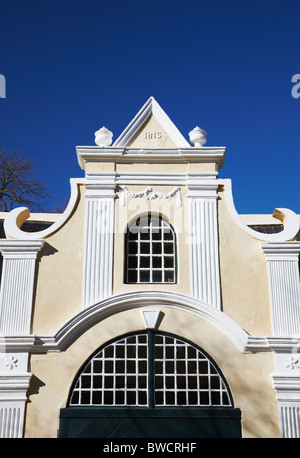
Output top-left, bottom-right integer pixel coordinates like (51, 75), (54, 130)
(219, 179), (300, 242)
(3, 175), (298, 243)
(3, 178), (84, 240)
(33, 290), (250, 353)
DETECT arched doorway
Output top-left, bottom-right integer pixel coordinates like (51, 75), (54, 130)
(59, 331), (241, 438)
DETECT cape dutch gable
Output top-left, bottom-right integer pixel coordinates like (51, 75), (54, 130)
(0, 98), (300, 439)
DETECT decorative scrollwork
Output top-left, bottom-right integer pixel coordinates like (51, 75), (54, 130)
(120, 186), (182, 207)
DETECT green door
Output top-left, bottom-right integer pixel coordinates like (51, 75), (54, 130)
(59, 332), (242, 438)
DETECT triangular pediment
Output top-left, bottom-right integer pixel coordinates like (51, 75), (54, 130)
(113, 97), (190, 148)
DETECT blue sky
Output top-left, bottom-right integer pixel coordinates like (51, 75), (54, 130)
(1, 0), (300, 214)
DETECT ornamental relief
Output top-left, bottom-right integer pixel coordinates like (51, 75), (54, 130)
(120, 186), (182, 207)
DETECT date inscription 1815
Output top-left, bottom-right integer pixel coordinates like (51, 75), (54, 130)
(143, 131), (162, 139)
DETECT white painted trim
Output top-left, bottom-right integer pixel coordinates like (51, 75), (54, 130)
(82, 173), (116, 308)
(116, 172), (188, 185)
(0, 240), (45, 335)
(4, 174), (296, 247)
(3, 178), (84, 240)
(113, 97), (190, 148)
(0, 239), (44, 258)
(277, 402), (300, 438)
(187, 174), (221, 308)
(219, 179), (300, 242)
(260, 242), (300, 337)
(0, 337), (35, 352)
(260, 242), (300, 261)
(272, 375), (300, 403)
(240, 214), (295, 226)
(244, 336), (300, 353)
(272, 375), (300, 437)
(1, 334), (298, 354)
(29, 291), (250, 353)
(0, 212), (61, 223)
(189, 198), (221, 308)
(76, 146), (226, 170)
(0, 374), (31, 438)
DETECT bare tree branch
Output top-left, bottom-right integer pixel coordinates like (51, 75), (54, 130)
(0, 148), (51, 212)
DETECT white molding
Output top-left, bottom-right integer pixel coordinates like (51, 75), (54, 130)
(272, 375), (300, 403)
(272, 375), (300, 438)
(0, 239), (44, 258)
(0, 374), (31, 438)
(120, 186), (182, 207)
(1, 334), (299, 355)
(27, 291), (250, 353)
(112, 97), (190, 148)
(3, 178), (84, 240)
(189, 198), (221, 308)
(187, 174), (221, 309)
(0, 240), (43, 438)
(85, 172), (117, 198)
(82, 173), (116, 308)
(278, 403), (300, 438)
(0, 240), (44, 335)
(0, 337), (36, 352)
(219, 179), (300, 242)
(244, 336), (300, 353)
(260, 242), (300, 261)
(261, 242), (300, 336)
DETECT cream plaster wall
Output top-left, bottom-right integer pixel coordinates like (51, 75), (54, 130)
(218, 185), (272, 336)
(25, 307), (280, 438)
(31, 184), (85, 335)
(84, 160), (217, 175)
(26, 158), (276, 438)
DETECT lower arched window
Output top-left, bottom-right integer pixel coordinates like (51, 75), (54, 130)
(68, 332), (232, 408)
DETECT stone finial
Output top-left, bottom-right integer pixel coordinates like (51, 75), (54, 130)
(94, 126), (113, 147)
(188, 126), (207, 147)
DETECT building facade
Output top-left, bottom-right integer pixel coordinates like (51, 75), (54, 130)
(0, 97), (300, 438)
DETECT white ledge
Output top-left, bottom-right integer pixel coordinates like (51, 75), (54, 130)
(3, 178), (84, 240)
(76, 146), (226, 170)
(220, 179), (300, 242)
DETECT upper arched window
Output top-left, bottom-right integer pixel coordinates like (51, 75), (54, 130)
(125, 214), (176, 284)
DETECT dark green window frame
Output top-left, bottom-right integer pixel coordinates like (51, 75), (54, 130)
(67, 331), (234, 409)
(124, 214), (178, 285)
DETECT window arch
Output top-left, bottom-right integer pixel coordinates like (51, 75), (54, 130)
(68, 332), (232, 408)
(125, 214), (176, 284)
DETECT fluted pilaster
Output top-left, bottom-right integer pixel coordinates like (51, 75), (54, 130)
(261, 242), (300, 336)
(0, 240), (44, 335)
(82, 173), (116, 308)
(187, 173), (221, 309)
(0, 240), (43, 438)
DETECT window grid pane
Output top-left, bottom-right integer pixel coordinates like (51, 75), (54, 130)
(69, 334), (148, 406)
(154, 335), (231, 407)
(126, 216), (175, 284)
(69, 332), (232, 408)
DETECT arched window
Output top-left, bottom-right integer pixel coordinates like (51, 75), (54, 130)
(68, 332), (232, 408)
(125, 214), (176, 284)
